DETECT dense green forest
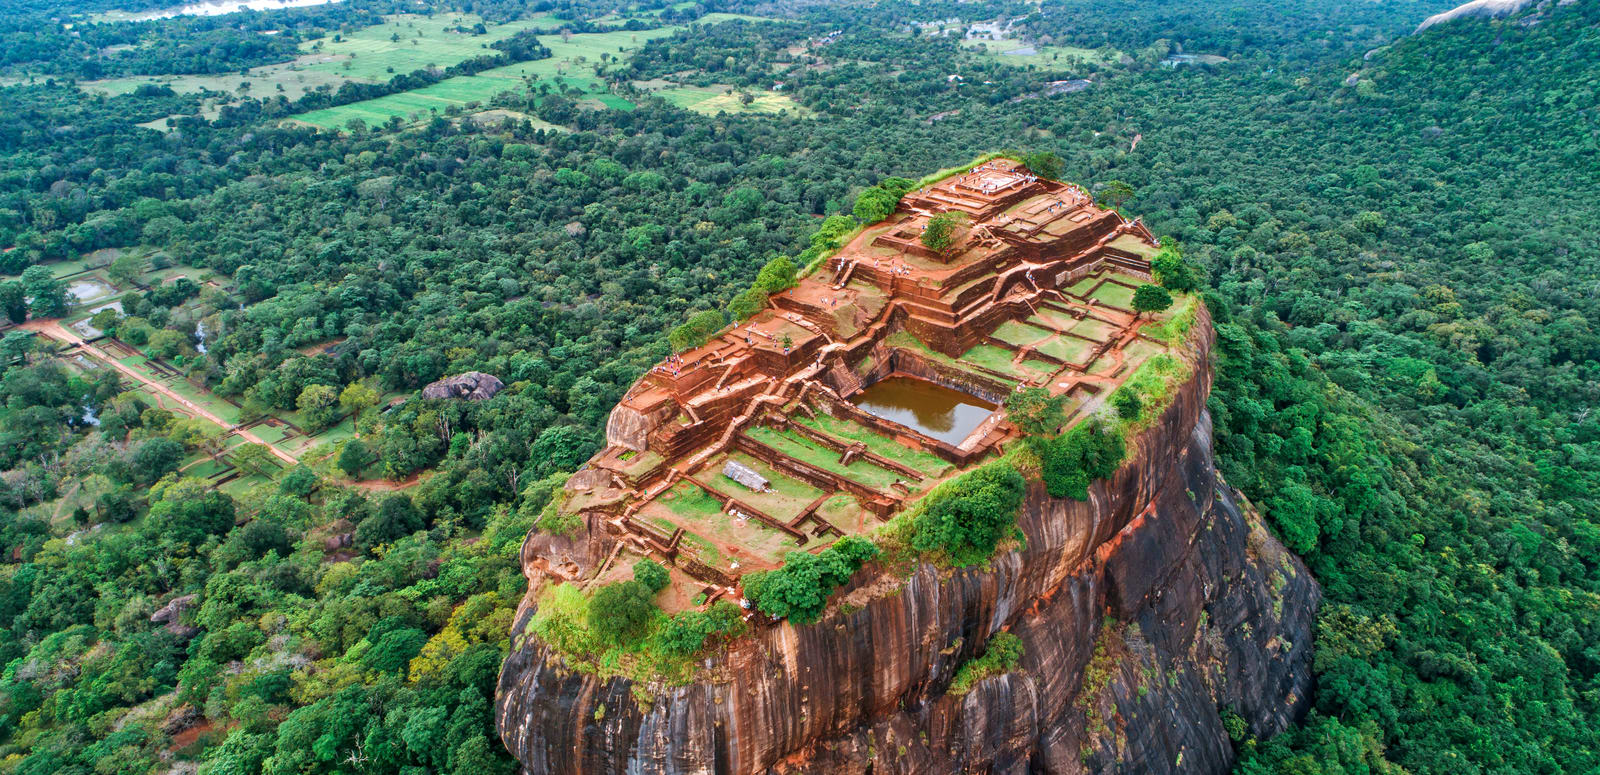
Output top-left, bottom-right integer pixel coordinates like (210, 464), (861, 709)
(0, 0), (1597, 771)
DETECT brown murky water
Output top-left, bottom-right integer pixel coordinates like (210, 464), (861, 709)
(853, 376), (997, 446)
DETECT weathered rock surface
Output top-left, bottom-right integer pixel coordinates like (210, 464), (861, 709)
(496, 328), (1319, 774)
(1416, 0), (1541, 31)
(421, 371), (504, 401)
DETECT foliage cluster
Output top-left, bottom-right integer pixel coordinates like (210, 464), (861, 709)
(1036, 422), (1126, 501)
(741, 536), (879, 624)
(907, 462), (1027, 567)
(920, 212), (961, 253)
(528, 578), (745, 680)
(946, 631), (1024, 695)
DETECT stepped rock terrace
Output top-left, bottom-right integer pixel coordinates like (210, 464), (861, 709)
(537, 158), (1176, 608)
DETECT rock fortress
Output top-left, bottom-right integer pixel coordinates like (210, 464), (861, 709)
(496, 156), (1319, 775)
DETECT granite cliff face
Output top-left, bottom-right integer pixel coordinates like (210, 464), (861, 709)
(496, 318), (1320, 774)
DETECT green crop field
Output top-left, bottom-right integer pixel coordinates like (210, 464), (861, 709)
(293, 25), (684, 129)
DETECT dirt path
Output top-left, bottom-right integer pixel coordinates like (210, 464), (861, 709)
(23, 319), (298, 465)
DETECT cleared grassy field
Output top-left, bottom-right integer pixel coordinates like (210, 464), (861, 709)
(961, 38), (1107, 68)
(83, 14), (563, 102)
(648, 85), (809, 116)
(299, 13), (567, 80)
(294, 26), (681, 128)
(84, 64), (350, 104)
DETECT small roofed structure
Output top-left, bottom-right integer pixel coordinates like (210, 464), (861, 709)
(722, 460), (770, 493)
(422, 371), (505, 401)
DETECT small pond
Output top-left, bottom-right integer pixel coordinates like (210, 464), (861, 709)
(852, 376), (996, 446)
(68, 279), (117, 303)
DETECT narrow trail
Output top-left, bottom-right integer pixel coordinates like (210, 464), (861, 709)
(23, 319), (298, 465)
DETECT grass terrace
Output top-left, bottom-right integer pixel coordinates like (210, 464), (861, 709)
(1034, 336), (1096, 363)
(643, 479), (804, 568)
(792, 411), (954, 478)
(657, 480), (724, 523)
(1069, 317), (1117, 341)
(885, 331), (1022, 389)
(959, 343), (1040, 381)
(699, 452), (823, 522)
(991, 320), (1053, 348)
(743, 426), (909, 492)
(1064, 275), (1100, 297)
(1087, 279), (1137, 309)
(1026, 307), (1080, 331)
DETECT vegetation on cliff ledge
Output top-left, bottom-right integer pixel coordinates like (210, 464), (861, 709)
(947, 631), (1025, 695)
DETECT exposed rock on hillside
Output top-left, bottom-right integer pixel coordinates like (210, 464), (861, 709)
(421, 371), (504, 401)
(496, 318), (1321, 774)
(1416, 0), (1542, 31)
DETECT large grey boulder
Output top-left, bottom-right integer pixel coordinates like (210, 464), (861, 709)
(421, 371), (505, 401)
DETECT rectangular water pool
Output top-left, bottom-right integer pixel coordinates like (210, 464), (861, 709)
(852, 376), (997, 447)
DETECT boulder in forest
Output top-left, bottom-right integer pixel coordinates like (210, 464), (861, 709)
(421, 371), (505, 401)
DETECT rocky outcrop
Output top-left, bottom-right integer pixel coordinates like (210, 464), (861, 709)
(1416, 0), (1540, 31)
(151, 594), (199, 641)
(421, 371), (504, 401)
(496, 319), (1319, 774)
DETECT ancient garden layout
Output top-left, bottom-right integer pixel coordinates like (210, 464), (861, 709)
(540, 158), (1183, 611)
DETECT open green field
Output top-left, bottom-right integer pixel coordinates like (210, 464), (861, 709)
(961, 38), (1107, 68)
(645, 84), (810, 116)
(82, 14), (564, 106)
(1, 247), (121, 282)
(293, 25), (682, 129)
(297, 13), (567, 81)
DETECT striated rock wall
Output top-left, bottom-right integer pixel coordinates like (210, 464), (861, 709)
(497, 318), (1320, 774)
